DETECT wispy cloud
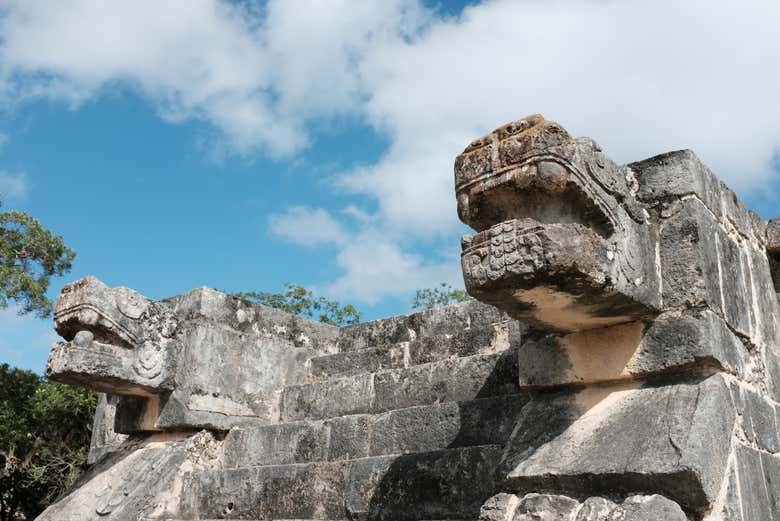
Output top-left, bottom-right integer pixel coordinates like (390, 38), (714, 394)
(268, 206), (349, 248)
(322, 230), (461, 305)
(0, 170), (27, 198)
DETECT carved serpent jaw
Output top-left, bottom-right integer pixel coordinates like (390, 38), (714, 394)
(45, 276), (176, 396)
(456, 115), (661, 333)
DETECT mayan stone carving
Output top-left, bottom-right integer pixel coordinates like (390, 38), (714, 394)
(37, 115), (780, 521)
(456, 114), (660, 333)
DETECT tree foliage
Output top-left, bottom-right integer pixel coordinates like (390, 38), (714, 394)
(412, 282), (472, 310)
(0, 364), (96, 520)
(0, 198), (76, 318)
(234, 283), (361, 327)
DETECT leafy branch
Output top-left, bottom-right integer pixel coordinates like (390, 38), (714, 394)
(234, 284), (361, 327)
(0, 198), (76, 318)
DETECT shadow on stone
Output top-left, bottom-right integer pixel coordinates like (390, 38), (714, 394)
(361, 344), (574, 521)
(363, 341), (730, 520)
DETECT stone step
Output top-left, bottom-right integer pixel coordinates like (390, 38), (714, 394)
(281, 350), (520, 422)
(309, 321), (523, 381)
(224, 394), (529, 468)
(190, 445), (502, 521)
(336, 300), (508, 352)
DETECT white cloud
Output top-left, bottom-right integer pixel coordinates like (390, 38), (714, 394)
(341, 205), (373, 224)
(2, 0), (780, 301)
(268, 206), (349, 247)
(323, 230), (461, 304)
(269, 205), (463, 303)
(0, 0), (428, 156)
(0, 170), (27, 198)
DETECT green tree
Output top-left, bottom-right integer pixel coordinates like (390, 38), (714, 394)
(234, 283), (361, 326)
(412, 282), (472, 310)
(0, 195), (85, 519)
(0, 364), (97, 520)
(0, 197), (76, 318)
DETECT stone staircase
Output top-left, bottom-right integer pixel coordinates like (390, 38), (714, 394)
(181, 303), (528, 521)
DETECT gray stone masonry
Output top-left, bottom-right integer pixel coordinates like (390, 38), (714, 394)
(38, 115), (780, 520)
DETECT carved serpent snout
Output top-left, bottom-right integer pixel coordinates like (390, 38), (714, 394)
(455, 115), (661, 333)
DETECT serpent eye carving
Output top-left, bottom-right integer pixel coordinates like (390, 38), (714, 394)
(133, 342), (164, 379)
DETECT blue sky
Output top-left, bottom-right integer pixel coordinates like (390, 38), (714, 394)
(1, 0), (779, 373)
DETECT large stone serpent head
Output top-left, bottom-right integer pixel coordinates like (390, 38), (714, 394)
(47, 276), (176, 396)
(456, 115), (661, 333)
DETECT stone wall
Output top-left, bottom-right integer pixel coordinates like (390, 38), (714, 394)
(36, 115), (780, 521)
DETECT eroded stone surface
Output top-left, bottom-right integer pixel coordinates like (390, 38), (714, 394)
(501, 375), (735, 510)
(516, 309), (747, 388)
(36, 431), (221, 521)
(479, 493), (687, 521)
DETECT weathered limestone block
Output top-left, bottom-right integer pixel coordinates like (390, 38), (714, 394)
(368, 394), (527, 456)
(194, 459), (353, 520)
(282, 349), (519, 421)
(337, 299), (507, 351)
(516, 309), (746, 387)
(629, 149), (723, 216)
(500, 374), (735, 511)
(36, 431), (221, 521)
(344, 445), (502, 521)
(713, 464), (744, 521)
(724, 444), (780, 521)
(478, 492), (521, 521)
(87, 393), (129, 464)
(513, 493), (579, 520)
(668, 199), (759, 337)
(731, 382), (780, 454)
(632, 150), (780, 346)
(769, 218), (780, 251)
(371, 350), (519, 412)
(225, 394), (527, 467)
(192, 445), (503, 521)
(309, 319), (523, 380)
(478, 492), (687, 521)
(221, 419), (329, 467)
(309, 342), (407, 379)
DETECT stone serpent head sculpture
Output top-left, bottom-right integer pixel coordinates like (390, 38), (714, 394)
(456, 114), (661, 334)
